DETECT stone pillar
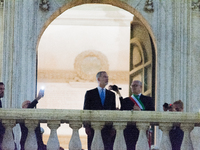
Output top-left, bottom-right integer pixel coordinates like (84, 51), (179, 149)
(69, 121), (82, 150)
(0, 1), (3, 81)
(190, 3), (200, 149)
(2, 0), (38, 108)
(24, 120), (38, 150)
(1, 0), (15, 108)
(181, 123), (194, 150)
(136, 122), (149, 150)
(159, 123), (172, 150)
(1, 120), (16, 150)
(113, 122), (126, 150)
(47, 120), (60, 150)
(91, 122), (104, 150)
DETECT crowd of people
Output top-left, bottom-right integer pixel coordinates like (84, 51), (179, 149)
(0, 71), (186, 150)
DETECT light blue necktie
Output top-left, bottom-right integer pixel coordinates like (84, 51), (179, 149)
(100, 88), (105, 106)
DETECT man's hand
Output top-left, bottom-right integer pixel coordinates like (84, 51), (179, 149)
(108, 85), (112, 91)
(133, 105), (141, 111)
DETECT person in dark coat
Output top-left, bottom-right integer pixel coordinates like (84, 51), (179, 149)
(0, 82), (5, 150)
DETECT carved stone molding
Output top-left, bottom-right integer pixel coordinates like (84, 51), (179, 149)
(38, 70), (129, 83)
(74, 50), (109, 81)
(40, 0), (50, 11)
(144, 0), (154, 12)
(191, 0), (200, 10)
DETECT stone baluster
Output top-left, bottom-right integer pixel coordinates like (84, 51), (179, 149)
(1, 120), (16, 150)
(47, 120), (60, 150)
(24, 120), (38, 150)
(181, 123), (194, 150)
(113, 122), (127, 150)
(159, 123), (173, 150)
(91, 122), (104, 150)
(69, 121), (82, 150)
(136, 122), (149, 150)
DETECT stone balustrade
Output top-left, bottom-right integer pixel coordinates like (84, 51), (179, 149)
(0, 109), (199, 150)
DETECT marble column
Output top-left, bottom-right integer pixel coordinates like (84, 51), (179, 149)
(47, 120), (60, 150)
(24, 120), (38, 150)
(91, 122), (104, 150)
(113, 122), (126, 150)
(159, 123), (172, 150)
(2, 0), (38, 108)
(1, 119), (16, 150)
(69, 121), (82, 150)
(181, 123), (194, 150)
(136, 122), (149, 150)
(0, 1), (3, 81)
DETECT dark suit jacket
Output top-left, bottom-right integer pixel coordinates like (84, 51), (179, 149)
(169, 126), (184, 150)
(120, 94), (155, 111)
(0, 100), (4, 149)
(84, 88), (116, 110)
(83, 88), (116, 150)
(119, 94), (154, 150)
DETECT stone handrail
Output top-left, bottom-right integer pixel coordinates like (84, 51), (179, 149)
(0, 109), (199, 150)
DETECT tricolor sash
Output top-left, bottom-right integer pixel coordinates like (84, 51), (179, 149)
(130, 94), (145, 110)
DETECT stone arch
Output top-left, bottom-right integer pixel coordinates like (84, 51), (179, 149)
(36, 1), (157, 109)
(36, 0), (157, 56)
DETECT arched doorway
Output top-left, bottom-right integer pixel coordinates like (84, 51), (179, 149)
(36, 3), (156, 150)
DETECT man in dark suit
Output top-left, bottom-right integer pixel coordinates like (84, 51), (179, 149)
(169, 100), (184, 150)
(0, 82), (5, 149)
(110, 80), (154, 150)
(83, 71), (116, 150)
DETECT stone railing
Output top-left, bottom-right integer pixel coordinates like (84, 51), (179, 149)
(0, 108), (199, 150)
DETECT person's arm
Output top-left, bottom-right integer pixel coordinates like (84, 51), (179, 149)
(111, 92), (116, 110)
(108, 85), (122, 97)
(27, 99), (38, 108)
(28, 89), (44, 108)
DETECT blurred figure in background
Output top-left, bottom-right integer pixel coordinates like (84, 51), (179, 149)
(20, 89), (46, 150)
(169, 100), (184, 150)
(0, 82), (5, 150)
